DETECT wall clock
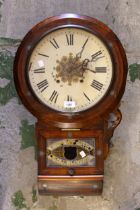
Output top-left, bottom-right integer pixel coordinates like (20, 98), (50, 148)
(14, 14), (128, 195)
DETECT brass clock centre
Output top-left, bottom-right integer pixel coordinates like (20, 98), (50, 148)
(55, 53), (84, 85)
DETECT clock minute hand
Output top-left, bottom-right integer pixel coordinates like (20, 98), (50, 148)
(76, 48), (84, 60)
(76, 38), (89, 59)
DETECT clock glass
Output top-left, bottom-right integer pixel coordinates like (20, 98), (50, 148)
(46, 138), (96, 167)
(28, 27), (113, 112)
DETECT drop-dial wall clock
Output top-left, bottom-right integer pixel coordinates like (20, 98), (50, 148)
(14, 14), (127, 195)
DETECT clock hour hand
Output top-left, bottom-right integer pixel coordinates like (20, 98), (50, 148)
(84, 68), (96, 73)
(81, 50), (105, 74)
(82, 58), (90, 69)
(82, 59), (96, 73)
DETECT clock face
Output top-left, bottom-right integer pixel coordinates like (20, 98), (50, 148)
(28, 27), (113, 112)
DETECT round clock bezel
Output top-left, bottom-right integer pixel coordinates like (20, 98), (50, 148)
(14, 14), (128, 128)
(26, 25), (114, 113)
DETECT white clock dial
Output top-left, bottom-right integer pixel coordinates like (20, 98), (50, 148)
(28, 27), (113, 112)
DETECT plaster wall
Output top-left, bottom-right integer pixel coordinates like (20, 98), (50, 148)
(0, 1), (140, 210)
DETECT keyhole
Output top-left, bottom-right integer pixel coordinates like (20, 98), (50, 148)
(64, 147), (77, 160)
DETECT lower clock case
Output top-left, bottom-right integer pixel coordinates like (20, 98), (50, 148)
(37, 128), (105, 195)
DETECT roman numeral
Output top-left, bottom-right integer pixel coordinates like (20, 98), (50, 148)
(50, 38), (59, 49)
(33, 68), (45, 73)
(49, 90), (59, 103)
(67, 95), (72, 101)
(38, 53), (49, 58)
(91, 80), (103, 91)
(83, 92), (90, 101)
(95, 67), (107, 73)
(91, 51), (102, 61)
(66, 34), (74, 45)
(37, 79), (49, 92)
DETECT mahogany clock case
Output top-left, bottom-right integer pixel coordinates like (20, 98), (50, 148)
(14, 14), (128, 129)
(13, 14), (128, 196)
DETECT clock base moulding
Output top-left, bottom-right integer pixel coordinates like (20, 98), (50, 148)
(38, 175), (104, 195)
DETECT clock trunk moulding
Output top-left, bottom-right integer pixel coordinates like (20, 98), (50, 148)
(14, 14), (128, 195)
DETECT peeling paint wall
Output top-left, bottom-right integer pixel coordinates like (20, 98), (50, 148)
(0, 0), (140, 210)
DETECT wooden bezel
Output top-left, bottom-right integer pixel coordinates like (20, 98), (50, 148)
(37, 129), (104, 176)
(14, 14), (128, 128)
